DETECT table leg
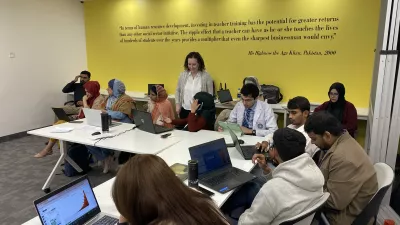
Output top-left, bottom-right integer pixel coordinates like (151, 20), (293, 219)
(42, 140), (67, 192)
(64, 155), (83, 173)
(283, 111), (287, 127)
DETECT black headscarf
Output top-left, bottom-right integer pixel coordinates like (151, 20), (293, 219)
(327, 82), (346, 122)
(193, 92), (216, 130)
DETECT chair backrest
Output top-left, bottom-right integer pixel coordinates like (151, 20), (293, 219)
(214, 109), (232, 131)
(351, 163), (394, 225)
(280, 192), (330, 225)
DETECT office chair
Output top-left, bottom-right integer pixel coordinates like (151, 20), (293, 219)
(320, 162), (395, 225)
(280, 192), (330, 225)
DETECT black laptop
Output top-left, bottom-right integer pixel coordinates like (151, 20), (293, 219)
(34, 175), (118, 225)
(133, 110), (173, 134)
(52, 107), (83, 123)
(228, 128), (260, 160)
(189, 138), (256, 194)
(217, 89), (233, 103)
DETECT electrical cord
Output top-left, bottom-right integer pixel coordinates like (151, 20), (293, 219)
(93, 125), (140, 146)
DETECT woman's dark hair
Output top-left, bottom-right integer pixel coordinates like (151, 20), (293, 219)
(184, 52), (206, 71)
(304, 111), (343, 136)
(287, 96), (310, 112)
(112, 155), (227, 225)
(194, 92), (216, 129)
(328, 82), (346, 101)
(273, 128), (306, 162)
(240, 83), (259, 99)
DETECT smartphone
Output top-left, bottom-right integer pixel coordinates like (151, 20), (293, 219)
(69, 121), (83, 124)
(161, 133), (171, 139)
(198, 186), (214, 197)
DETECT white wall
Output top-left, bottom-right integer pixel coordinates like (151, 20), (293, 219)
(0, 0), (87, 137)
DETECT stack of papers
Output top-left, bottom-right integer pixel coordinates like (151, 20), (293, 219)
(50, 127), (74, 133)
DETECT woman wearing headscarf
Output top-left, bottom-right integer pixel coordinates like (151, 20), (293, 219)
(34, 81), (105, 158)
(103, 79), (134, 123)
(148, 85), (175, 128)
(86, 79), (134, 173)
(243, 76), (264, 100)
(314, 82), (358, 137)
(164, 92), (216, 132)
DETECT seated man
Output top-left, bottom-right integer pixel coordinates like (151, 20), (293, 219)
(61, 70), (91, 117)
(257, 96), (319, 157)
(226, 83), (277, 136)
(225, 128), (325, 224)
(304, 111), (378, 225)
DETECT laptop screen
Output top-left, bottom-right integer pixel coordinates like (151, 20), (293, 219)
(217, 90), (233, 103)
(189, 138), (232, 176)
(35, 177), (100, 225)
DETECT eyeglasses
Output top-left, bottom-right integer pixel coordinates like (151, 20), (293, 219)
(329, 92), (339, 96)
(241, 97), (255, 103)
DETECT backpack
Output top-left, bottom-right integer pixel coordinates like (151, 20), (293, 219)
(260, 85), (283, 104)
(63, 143), (91, 177)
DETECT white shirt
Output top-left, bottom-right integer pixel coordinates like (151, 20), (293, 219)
(182, 73), (202, 110)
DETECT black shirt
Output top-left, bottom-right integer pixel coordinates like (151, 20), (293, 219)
(62, 81), (85, 106)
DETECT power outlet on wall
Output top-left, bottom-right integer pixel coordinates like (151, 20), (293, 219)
(8, 52), (15, 58)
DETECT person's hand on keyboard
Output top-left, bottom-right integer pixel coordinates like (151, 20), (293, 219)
(255, 141), (269, 153)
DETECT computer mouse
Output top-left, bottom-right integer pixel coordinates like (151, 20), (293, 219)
(238, 139), (245, 144)
(92, 132), (101, 136)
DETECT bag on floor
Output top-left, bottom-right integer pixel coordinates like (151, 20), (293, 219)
(64, 143), (91, 177)
(260, 84), (283, 104)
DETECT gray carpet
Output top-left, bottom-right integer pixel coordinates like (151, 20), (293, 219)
(0, 135), (116, 225)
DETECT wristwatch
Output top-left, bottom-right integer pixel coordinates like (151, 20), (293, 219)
(252, 130), (256, 136)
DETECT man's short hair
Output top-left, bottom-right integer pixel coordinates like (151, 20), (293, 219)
(273, 128), (306, 162)
(80, 70), (91, 79)
(240, 83), (259, 99)
(304, 111), (343, 136)
(287, 96), (310, 112)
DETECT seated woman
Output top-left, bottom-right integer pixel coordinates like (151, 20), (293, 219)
(314, 82), (358, 137)
(243, 76), (264, 100)
(86, 79), (134, 173)
(164, 92), (216, 132)
(34, 81), (105, 158)
(147, 85), (175, 128)
(112, 154), (228, 225)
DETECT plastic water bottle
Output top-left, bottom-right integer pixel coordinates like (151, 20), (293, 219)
(237, 88), (241, 99)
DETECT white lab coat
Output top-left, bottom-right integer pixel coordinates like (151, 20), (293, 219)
(264, 124), (319, 157)
(228, 100), (278, 137)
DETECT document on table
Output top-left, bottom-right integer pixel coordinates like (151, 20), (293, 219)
(50, 127), (74, 133)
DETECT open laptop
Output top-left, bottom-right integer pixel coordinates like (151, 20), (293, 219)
(34, 175), (118, 225)
(228, 127), (260, 160)
(52, 108), (83, 123)
(189, 138), (256, 194)
(132, 110), (173, 134)
(217, 89), (233, 103)
(83, 108), (121, 128)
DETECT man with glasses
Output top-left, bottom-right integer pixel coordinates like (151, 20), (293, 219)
(226, 83), (277, 137)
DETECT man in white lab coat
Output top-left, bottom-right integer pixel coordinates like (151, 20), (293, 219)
(257, 96), (319, 157)
(227, 83), (278, 137)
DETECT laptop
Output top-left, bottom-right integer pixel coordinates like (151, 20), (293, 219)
(34, 175), (118, 225)
(217, 89), (233, 103)
(83, 108), (121, 128)
(148, 84), (164, 95)
(132, 110), (173, 134)
(228, 127), (260, 160)
(189, 138), (256, 194)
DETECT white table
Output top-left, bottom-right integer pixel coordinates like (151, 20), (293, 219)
(27, 120), (181, 192)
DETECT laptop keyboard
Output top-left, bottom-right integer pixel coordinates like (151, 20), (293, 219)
(93, 215), (119, 225)
(155, 124), (171, 132)
(202, 168), (241, 186)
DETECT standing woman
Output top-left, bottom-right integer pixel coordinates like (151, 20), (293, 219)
(175, 52), (214, 119)
(147, 85), (175, 128)
(112, 155), (228, 225)
(314, 82), (358, 137)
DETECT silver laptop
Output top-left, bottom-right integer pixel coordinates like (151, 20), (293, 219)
(34, 175), (118, 225)
(83, 108), (121, 128)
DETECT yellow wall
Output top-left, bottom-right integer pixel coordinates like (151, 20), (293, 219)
(84, 0), (380, 108)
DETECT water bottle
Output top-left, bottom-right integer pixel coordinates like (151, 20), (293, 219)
(237, 88), (241, 99)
